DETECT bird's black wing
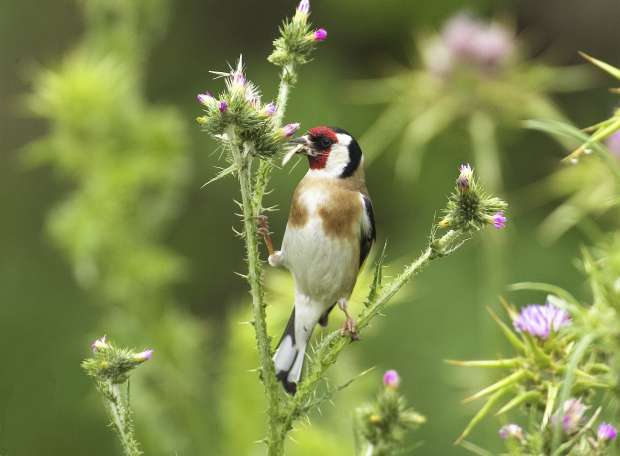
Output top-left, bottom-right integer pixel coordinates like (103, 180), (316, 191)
(359, 193), (376, 267)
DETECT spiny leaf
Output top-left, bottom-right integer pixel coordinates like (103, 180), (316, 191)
(201, 163), (237, 187)
(455, 388), (508, 444)
(579, 52), (620, 80)
(487, 306), (526, 353)
(365, 241), (388, 307)
(463, 370), (527, 404)
(541, 383), (558, 430)
(495, 390), (541, 415)
(446, 358), (520, 369)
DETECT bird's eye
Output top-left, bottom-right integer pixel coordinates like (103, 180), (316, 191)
(318, 137), (332, 149)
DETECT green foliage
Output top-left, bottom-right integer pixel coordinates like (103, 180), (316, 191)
(25, 1), (213, 454)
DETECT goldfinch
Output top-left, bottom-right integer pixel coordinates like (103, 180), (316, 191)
(260, 126), (376, 394)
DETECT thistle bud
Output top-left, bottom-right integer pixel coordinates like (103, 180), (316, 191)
(133, 350), (154, 363)
(219, 101), (228, 113)
(498, 423), (523, 440)
(296, 0), (310, 15)
(383, 369), (400, 389)
(598, 423), (618, 442)
(264, 102), (277, 116)
(313, 28), (328, 42)
(282, 122), (301, 137)
(553, 398), (587, 434)
(91, 335), (109, 352)
(457, 163), (473, 191)
(491, 211), (507, 229)
(197, 92), (214, 106)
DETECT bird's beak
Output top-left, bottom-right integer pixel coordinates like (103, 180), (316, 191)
(282, 135), (311, 166)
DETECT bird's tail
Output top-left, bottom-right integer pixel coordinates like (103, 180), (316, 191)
(273, 305), (319, 395)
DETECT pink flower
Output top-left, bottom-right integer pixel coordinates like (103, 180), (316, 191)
(297, 0), (310, 14)
(492, 211), (507, 229)
(219, 101), (228, 113)
(196, 92), (214, 106)
(133, 349), (154, 362)
(91, 335), (109, 352)
(499, 424), (523, 440)
(264, 103), (277, 116)
(282, 122), (301, 137)
(598, 423), (618, 442)
(457, 163), (473, 191)
(383, 369), (400, 389)
(314, 28), (328, 42)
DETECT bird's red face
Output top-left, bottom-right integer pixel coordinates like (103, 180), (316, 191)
(285, 126), (363, 178)
(306, 126), (338, 170)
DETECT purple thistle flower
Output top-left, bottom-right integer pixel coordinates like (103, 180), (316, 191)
(606, 130), (620, 158)
(443, 14), (481, 57)
(471, 24), (514, 66)
(264, 102), (277, 116)
(219, 101), (228, 113)
(499, 424), (523, 440)
(313, 28), (328, 42)
(383, 369), (400, 389)
(441, 13), (513, 68)
(598, 423), (618, 442)
(91, 335), (109, 352)
(457, 163), (473, 191)
(133, 349), (154, 362)
(553, 398), (587, 434)
(232, 71), (245, 87)
(514, 302), (571, 340)
(196, 92), (214, 105)
(297, 0), (310, 14)
(282, 122), (301, 137)
(492, 211), (507, 229)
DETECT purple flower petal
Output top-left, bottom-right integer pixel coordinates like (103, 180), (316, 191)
(598, 423), (618, 441)
(492, 211), (507, 229)
(499, 424), (523, 440)
(314, 28), (328, 42)
(513, 302), (571, 340)
(296, 0), (310, 14)
(219, 101), (228, 113)
(383, 369), (400, 388)
(282, 122), (300, 137)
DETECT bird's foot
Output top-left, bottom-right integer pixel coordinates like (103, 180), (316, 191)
(340, 316), (359, 340)
(256, 214), (276, 258)
(338, 298), (359, 341)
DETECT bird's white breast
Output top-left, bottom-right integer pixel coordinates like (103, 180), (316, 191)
(281, 186), (359, 304)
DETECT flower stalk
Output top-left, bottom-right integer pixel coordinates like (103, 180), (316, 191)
(82, 337), (153, 456)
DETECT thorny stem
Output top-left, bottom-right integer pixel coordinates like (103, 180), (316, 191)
(103, 381), (142, 456)
(229, 129), (287, 455)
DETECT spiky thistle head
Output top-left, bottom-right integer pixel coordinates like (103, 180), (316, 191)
(439, 164), (507, 231)
(82, 336), (153, 384)
(268, 1), (327, 80)
(196, 57), (298, 158)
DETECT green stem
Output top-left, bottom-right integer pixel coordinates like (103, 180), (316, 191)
(254, 63), (295, 210)
(104, 382), (142, 456)
(229, 133), (285, 455)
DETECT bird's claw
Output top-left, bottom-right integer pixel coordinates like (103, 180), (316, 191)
(341, 317), (359, 341)
(257, 214), (276, 257)
(257, 214), (270, 237)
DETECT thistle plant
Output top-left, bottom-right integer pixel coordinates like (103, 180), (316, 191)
(351, 11), (591, 187)
(450, 296), (614, 447)
(526, 55), (620, 243)
(353, 370), (426, 455)
(82, 336), (154, 456)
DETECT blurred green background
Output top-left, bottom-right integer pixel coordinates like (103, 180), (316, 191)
(2, 0), (620, 455)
